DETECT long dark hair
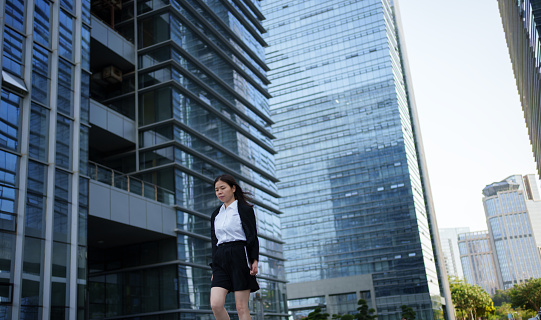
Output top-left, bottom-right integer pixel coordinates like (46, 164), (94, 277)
(214, 174), (253, 207)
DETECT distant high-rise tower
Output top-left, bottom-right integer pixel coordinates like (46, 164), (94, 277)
(483, 175), (541, 289)
(440, 227), (470, 279)
(497, 0), (541, 177)
(458, 231), (500, 295)
(262, 0), (453, 319)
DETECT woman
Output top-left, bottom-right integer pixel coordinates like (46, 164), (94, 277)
(210, 174), (259, 320)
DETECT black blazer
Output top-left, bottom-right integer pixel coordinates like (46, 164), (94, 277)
(210, 201), (259, 267)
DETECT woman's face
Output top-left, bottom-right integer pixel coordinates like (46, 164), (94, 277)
(215, 180), (236, 205)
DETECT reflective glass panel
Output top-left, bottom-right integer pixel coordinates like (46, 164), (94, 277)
(29, 103), (49, 161)
(0, 232), (15, 275)
(5, 0), (25, 32)
(55, 115), (72, 169)
(25, 193), (46, 238)
(34, 0), (51, 46)
(57, 59), (73, 115)
(60, 0), (73, 12)
(81, 26), (91, 71)
(31, 45), (50, 106)
(53, 200), (70, 242)
(80, 72), (90, 124)
(58, 10), (73, 60)
(2, 27), (24, 77)
(0, 90), (21, 151)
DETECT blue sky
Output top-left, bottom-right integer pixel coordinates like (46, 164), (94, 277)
(398, 0), (538, 231)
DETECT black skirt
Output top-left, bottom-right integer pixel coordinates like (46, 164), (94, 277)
(211, 241), (259, 292)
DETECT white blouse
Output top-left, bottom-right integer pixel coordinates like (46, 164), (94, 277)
(214, 200), (247, 245)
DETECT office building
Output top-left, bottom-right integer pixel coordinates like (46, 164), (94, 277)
(439, 227), (470, 279)
(483, 175), (541, 289)
(0, 0), (287, 319)
(261, 0), (453, 319)
(497, 0), (541, 178)
(457, 231), (500, 295)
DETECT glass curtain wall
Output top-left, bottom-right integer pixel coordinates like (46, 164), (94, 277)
(262, 0), (446, 319)
(484, 189), (541, 289)
(134, 0), (288, 319)
(0, 0), (90, 318)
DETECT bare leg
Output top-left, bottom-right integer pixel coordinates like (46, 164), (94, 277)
(234, 290), (252, 320)
(211, 287), (230, 320)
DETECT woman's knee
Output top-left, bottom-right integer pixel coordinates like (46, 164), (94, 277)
(236, 303), (249, 315)
(210, 299), (225, 311)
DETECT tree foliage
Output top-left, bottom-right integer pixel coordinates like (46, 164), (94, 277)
(487, 302), (536, 320)
(509, 278), (541, 312)
(355, 299), (376, 320)
(492, 290), (511, 307)
(400, 305), (416, 320)
(307, 307), (330, 320)
(449, 277), (495, 320)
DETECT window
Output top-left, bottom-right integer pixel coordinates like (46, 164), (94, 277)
(0, 90), (21, 151)
(5, 0), (25, 32)
(22, 237), (44, 308)
(79, 126), (88, 176)
(2, 27), (24, 77)
(29, 103), (49, 161)
(55, 115), (72, 169)
(60, 0), (73, 12)
(81, 26), (90, 70)
(26, 161), (47, 237)
(0, 150), (18, 232)
(31, 45), (50, 105)
(34, 0), (51, 46)
(57, 59), (73, 115)
(58, 10), (73, 60)
(53, 169), (71, 242)
(80, 72), (90, 123)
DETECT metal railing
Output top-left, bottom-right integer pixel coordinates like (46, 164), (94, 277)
(88, 161), (175, 205)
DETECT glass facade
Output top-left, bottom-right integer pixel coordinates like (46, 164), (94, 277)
(262, 0), (448, 319)
(482, 176), (541, 289)
(457, 231), (499, 295)
(126, 0), (287, 318)
(498, 0), (541, 179)
(1, 0), (90, 318)
(2, 0), (286, 319)
(439, 228), (470, 279)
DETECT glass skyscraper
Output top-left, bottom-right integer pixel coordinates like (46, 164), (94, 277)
(457, 231), (500, 295)
(439, 227), (470, 279)
(261, 1), (452, 319)
(0, 0), (287, 319)
(483, 175), (541, 289)
(498, 0), (541, 178)
(1, 0), (91, 317)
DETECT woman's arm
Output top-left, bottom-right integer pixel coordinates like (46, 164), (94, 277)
(240, 205), (259, 263)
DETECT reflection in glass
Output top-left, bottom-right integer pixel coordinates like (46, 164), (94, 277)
(0, 90), (21, 151)
(58, 10), (73, 60)
(34, 0), (50, 46)
(55, 115), (72, 169)
(29, 103), (49, 161)
(57, 59), (73, 116)
(31, 45), (50, 106)
(5, 0), (25, 32)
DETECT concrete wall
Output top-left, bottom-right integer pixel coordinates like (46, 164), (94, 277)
(90, 99), (136, 142)
(89, 180), (176, 236)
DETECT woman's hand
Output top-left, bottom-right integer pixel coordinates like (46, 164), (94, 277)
(211, 275), (213, 281)
(250, 260), (258, 276)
